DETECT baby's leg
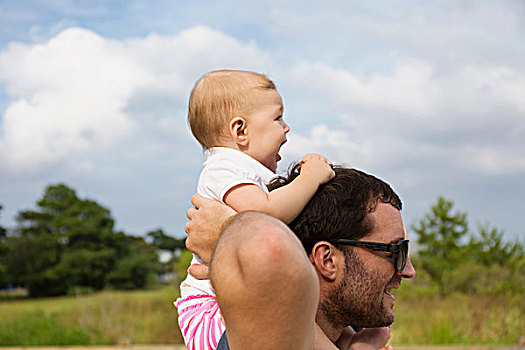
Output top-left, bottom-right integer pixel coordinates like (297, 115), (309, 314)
(175, 288), (225, 349)
(210, 211), (319, 350)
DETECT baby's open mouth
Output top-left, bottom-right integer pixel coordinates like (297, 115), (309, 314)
(276, 140), (287, 162)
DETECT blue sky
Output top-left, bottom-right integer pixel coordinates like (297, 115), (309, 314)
(1, 0), (524, 242)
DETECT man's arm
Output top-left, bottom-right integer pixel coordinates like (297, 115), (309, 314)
(210, 211), (320, 350)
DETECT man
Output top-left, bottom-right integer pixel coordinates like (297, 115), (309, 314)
(184, 166), (416, 349)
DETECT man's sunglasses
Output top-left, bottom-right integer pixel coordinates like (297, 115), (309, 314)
(329, 239), (409, 272)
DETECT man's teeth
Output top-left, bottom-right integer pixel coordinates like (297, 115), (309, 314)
(384, 288), (393, 295)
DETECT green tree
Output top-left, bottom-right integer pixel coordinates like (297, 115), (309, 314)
(108, 235), (161, 289)
(5, 184), (165, 296)
(450, 223), (525, 294)
(147, 229), (185, 252)
(10, 184), (117, 296)
(146, 228), (185, 281)
(173, 249), (193, 282)
(468, 223), (524, 267)
(412, 197), (524, 295)
(411, 196), (469, 290)
(0, 205), (10, 286)
(4, 233), (66, 296)
(0, 204), (6, 239)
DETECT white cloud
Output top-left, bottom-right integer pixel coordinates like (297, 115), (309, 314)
(124, 25), (274, 94)
(0, 26), (274, 175)
(0, 28), (147, 173)
(282, 124), (375, 170)
(464, 147), (525, 175)
(282, 58), (525, 176)
(3, 19), (523, 179)
(459, 65), (525, 115)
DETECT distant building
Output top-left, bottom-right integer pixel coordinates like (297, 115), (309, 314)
(155, 247), (183, 283)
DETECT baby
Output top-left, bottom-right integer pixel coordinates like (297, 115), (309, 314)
(176, 70), (389, 350)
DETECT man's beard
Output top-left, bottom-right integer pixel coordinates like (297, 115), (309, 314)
(319, 248), (394, 328)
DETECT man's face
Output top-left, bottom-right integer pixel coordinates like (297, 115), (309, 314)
(321, 202), (415, 327)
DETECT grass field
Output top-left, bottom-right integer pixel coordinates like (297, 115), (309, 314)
(392, 282), (524, 345)
(0, 284), (523, 346)
(0, 287), (183, 346)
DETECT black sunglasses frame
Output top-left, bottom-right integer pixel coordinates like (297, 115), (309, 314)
(329, 239), (409, 272)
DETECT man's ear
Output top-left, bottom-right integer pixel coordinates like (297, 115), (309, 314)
(229, 117), (248, 146)
(310, 241), (340, 282)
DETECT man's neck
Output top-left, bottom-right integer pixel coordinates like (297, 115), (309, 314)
(316, 310), (344, 343)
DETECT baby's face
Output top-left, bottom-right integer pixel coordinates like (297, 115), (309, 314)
(244, 89), (290, 172)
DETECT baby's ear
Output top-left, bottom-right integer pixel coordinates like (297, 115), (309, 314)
(229, 117), (248, 146)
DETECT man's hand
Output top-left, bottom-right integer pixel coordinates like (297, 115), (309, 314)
(347, 327), (392, 350)
(185, 194), (237, 265)
(187, 263), (210, 280)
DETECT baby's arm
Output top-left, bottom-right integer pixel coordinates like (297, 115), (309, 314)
(224, 155), (335, 224)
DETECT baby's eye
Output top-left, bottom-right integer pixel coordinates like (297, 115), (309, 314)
(275, 115), (283, 121)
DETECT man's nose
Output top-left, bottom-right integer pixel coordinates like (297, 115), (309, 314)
(398, 257), (416, 279)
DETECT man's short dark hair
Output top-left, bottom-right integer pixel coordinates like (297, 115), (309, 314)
(268, 165), (402, 253)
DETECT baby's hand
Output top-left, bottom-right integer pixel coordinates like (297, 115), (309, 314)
(299, 155), (335, 185)
(349, 327), (391, 350)
(300, 153), (333, 166)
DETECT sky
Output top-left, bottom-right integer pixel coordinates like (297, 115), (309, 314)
(0, 0), (524, 242)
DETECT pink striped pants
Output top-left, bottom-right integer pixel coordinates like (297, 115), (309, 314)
(175, 294), (225, 350)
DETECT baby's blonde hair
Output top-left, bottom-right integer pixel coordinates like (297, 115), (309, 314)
(188, 70), (276, 149)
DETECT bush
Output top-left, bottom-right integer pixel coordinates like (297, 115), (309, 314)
(396, 268), (440, 299)
(391, 292), (524, 345)
(173, 249), (193, 283)
(442, 261), (525, 295)
(0, 310), (91, 345)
